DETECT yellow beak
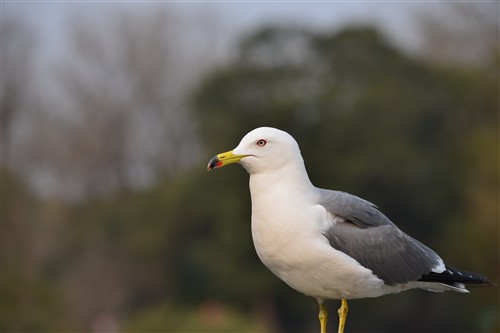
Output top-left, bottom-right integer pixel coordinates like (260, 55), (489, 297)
(207, 150), (247, 171)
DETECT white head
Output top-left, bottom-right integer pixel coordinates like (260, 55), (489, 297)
(207, 127), (304, 175)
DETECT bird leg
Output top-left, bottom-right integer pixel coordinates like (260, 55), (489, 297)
(318, 302), (328, 333)
(337, 298), (348, 333)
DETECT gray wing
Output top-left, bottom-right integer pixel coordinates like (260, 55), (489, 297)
(318, 189), (443, 285)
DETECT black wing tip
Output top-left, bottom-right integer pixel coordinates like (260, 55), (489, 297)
(419, 266), (496, 287)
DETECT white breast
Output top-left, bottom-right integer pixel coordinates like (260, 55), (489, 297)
(249, 174), (386, 300)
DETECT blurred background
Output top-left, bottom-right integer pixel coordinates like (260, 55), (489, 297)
(2, 2), (499, 332)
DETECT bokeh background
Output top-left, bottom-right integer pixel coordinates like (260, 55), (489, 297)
(2, 2), (499, 332)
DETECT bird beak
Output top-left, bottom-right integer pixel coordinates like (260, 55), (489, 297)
(207, 150), (247, 171)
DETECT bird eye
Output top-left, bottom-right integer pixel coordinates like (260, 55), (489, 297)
(256, 139), (267, 147)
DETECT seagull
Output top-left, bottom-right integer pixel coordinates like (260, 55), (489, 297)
(207, 127), (493, 333)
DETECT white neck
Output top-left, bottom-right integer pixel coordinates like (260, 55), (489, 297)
(248, 162), (315, 204)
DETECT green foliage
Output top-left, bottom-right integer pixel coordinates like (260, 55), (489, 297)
(1, 169), (67, 330)
(123, 301), (271, 332)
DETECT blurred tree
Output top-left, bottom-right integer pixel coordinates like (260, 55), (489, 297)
(10, 6), (202, 201)
(57, 7), (200, 196)
(416, 2), (499, 68)
(1, 169), (67, 331)
(0, 16), (36, 164)
(0, 17), (67, 332)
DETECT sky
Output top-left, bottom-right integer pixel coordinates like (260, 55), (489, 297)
(4, 1), (431, 60)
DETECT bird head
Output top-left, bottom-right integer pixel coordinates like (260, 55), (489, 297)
(207, 127), (303, 175)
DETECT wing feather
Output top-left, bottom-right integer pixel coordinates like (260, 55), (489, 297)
(318, 189), (443, 285)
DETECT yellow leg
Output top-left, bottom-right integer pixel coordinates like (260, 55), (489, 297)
(337, 298), (348, 333)
(318, 302), (328, 333)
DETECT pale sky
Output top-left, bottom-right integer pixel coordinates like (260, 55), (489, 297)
(4, 1), (431, 58)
